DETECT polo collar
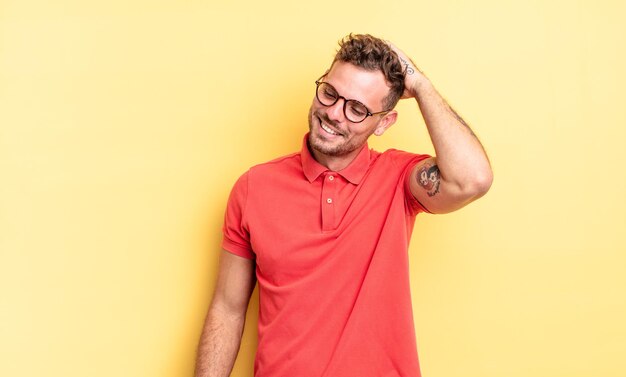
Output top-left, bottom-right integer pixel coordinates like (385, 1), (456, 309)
(301, 133), (371, 185)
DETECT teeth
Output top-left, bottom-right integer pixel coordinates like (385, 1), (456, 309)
(321, 122), (339, 135)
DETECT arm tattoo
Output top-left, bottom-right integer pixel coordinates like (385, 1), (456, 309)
(416, 163), (441, 197)
(400, 57), (415, 75)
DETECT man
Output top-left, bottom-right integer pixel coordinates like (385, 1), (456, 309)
(195, 34), (493, 377)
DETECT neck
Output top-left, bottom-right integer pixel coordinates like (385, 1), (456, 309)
(308, 144), (362, 172)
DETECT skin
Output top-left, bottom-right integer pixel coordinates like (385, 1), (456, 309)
(194, 250), (256, 377)
(388, 42), (493, 213)
(194, 41), (493, 377)
(308, 61), (398, 172)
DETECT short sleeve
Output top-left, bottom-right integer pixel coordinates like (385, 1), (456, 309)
(221, 171), (256, 259)
(391, 150), (431, 216)
(402, 161), (430, 215)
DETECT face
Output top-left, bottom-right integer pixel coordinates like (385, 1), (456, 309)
(308, 61), (397, 164)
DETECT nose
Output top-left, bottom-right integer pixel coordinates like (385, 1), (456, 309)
(326, 97), (346, 122)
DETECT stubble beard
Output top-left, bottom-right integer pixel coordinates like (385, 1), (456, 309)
(307, 107), (368, 157)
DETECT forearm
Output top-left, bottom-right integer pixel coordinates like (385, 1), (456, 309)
(194, 306), (246, 377)
(413, 74), (492, 196)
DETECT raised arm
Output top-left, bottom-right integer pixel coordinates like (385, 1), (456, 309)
(390, 43), (493, 214)
(195, 250), (256, 377)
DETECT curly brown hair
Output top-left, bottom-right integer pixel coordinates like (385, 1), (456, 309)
(333, 34), (405, 110)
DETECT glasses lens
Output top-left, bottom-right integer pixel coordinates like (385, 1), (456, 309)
(316, 81), (371, 123)
(345, 101), (368, 123)
(317, 82), (338, 106)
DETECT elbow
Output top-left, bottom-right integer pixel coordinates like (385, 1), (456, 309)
(467, 168), (493, 200)
(452, 168), (492, 203)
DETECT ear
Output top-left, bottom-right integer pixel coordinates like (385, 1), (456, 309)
(373, 110), (398, 136)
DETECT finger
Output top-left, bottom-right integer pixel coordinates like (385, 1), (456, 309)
(386, 41), (417, 75)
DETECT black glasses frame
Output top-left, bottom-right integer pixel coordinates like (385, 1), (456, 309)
(315, 75), (391, 123)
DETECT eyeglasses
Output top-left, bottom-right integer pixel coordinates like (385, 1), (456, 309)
(315, 76), (391, 123)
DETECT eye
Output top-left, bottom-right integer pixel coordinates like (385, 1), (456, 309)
(347, 102), (367, 117)
(322, 85), (338, 99)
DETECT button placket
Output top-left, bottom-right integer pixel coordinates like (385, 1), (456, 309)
(321, 173), (337, 231)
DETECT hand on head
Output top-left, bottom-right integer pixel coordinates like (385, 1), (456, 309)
(386, 42), (427, 99)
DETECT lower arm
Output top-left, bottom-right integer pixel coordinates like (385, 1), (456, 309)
(194, 307), (246, 377)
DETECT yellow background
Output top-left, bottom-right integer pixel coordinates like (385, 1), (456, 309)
(2, 0), (625, 376)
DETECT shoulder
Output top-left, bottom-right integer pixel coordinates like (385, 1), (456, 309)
(230, 152), (304, 190)
(377, 148), (431, 168)
(251, 152), (300, 169)
(247, 152), (301, 177)
(228, 151), (300, 199)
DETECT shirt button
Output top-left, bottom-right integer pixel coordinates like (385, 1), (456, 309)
(328, 175), (334, 181)
(326, 198), (333, 204)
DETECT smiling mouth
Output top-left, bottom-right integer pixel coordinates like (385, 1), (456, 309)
(318, 116), (343, 137)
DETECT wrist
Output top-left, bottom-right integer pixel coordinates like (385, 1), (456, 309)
(407, 73), (430, 98)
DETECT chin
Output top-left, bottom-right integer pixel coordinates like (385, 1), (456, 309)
(310, 133), (365, 158)
(309, 132), (339, 156)
(308, 107), (367, 158)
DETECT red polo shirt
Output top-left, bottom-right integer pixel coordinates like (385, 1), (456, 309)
(222, 135), (430, 377)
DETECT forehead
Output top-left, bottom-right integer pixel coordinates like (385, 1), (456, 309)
(324, 61), (390, 110)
